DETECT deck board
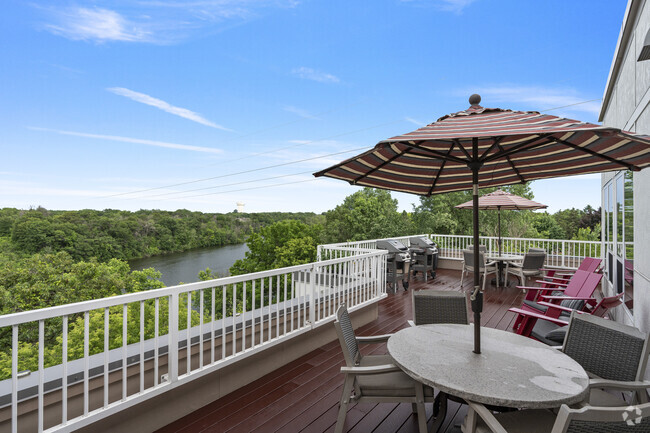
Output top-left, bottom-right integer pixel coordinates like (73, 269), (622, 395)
(156, 268), (530, 433)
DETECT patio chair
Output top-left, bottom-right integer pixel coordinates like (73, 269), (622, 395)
(409, 289), (469, 327)
(460, 249), (499, 290)
(506, 250), (546, 286)
(511, 270), (597, 332)
(509, 294), (624, 346)
(467, 244), (488, 252)
(561, 311), (650, 407)
(334, 305), (434, 433)
(462, 399), (650, 433)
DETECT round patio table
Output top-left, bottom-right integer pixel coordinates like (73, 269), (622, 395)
(486, 253), (522, 287)
(387, 324), (589, 430)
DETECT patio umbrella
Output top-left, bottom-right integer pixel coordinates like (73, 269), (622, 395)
(455, 189), (547, 256)
(314, 94), (650, 354)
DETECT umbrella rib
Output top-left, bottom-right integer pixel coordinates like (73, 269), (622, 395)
(427, 142), (456, 195)
(552, 137), (642, 171)
(453, 138), (472, 160)
(495, 141), (527, 184)
(478, 136), (504, 161)
(482, 134), (555, 163)
(403, 141), (469, 164)
(350, 145), (412, 183)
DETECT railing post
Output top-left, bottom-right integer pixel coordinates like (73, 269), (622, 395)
(561, 241), (566, 268)
(309, 263), (316, 326)
(317, 245), (322, 262)
(169, 292), (179, 382)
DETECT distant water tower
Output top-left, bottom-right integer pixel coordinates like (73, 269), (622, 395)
(236, 202), (245, 213)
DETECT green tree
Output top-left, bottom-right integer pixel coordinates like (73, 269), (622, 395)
(323, 188), (408, 243)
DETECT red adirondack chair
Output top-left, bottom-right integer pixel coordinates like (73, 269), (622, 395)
(508, 293), (624, 345)
(512, 270), (601, 332)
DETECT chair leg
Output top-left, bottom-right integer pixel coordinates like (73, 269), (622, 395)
(335, 375), (355, 433)
(482, 270), (487, 291)
(415, 383), (427, 433)
(460, 268), (465, 287)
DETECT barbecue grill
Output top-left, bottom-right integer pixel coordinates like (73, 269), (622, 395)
(409, 236), (439, 282)
(376, 239), (411, 291)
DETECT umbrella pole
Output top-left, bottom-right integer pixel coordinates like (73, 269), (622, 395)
(470, 150), (482, 354)
(498, 208), (502, 256)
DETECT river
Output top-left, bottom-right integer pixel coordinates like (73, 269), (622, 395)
(129, 243), (249, 286)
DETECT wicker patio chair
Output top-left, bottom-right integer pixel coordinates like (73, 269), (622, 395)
(507, 250), (546, 286)
(463, 399), (650, 433)
(460, 249), (499, 290)
(334, 305), (434, 433)
(409, 289), (469, 327)
(562, 312), (650, 407)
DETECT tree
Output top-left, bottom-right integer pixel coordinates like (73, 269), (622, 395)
(323, 188), (408, 243)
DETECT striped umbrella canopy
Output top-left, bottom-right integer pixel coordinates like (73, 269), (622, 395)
(455, 189), (547, 256)
(314, 94), (650, 354)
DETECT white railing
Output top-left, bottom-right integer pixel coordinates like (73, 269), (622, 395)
(0, 251), (386, 433)
(319, 234), (601, 269)
(430, 234), (601, 268)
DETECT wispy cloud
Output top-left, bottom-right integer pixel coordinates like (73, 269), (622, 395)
(405, 117), (426, 126)
(291, 67), (340, 84)
(29, 127), (223, 154)
(107, 87), (232, 130)
(39, 2), (300, 44)
(468, 86), (602, 118)
(44, 7), (154, 43)
(400, 0), (477, 14)
(283, 105), (319, 119)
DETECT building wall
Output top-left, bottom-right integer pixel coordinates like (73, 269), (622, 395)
(600, 0), (650, 336)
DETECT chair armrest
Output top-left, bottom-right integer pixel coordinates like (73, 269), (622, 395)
(340, 364), (401, 374)
(535, 301), (584, 313)
(465, 401), (509, 433)
(539, 295), (593, 301)
(507, 307), (571, 326)
(356, 334), (392, 343)
(589, 379), (650, 391)
(534, 280), (568, 287)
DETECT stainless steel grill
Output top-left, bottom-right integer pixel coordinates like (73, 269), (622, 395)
(409, 236), (438, 282)
(376, 239), (411, 291)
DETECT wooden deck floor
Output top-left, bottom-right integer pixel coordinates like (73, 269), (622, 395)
(156, 268), (528, 433)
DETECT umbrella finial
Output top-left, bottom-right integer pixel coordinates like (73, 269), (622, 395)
(469, 94), (481, 106)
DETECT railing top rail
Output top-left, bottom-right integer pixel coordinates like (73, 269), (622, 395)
(0, 249), (386, 327)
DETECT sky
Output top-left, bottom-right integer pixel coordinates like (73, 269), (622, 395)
(0, 0), (628, 215)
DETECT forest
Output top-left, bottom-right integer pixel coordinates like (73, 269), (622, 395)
(0, 185), (601, 378)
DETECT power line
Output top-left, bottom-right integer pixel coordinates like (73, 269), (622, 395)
(539, 98), (602, 112)
(103, 146), (366, 198)
(134, 170), (315, 199)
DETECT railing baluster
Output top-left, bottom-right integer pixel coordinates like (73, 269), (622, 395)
(62, 316), (68, 424)
(12, 325), (18, 433)
(84, 311), (89, 415)
(186, 292), (191, 375)
(210, 288), (215, 364)
(122, 304), (127, 400)
(154, 299), (159, 387)
(104, 307), (109, 405)
(38, 320), (44, 433)
(252, 280), (256, 348)
(140, 301), (145, 393)
(242, 281), (247, 351)
(169, 293), (179, 383)
(199, 290), (204, 369)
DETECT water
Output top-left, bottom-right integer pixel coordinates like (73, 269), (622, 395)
(129, 243), (249, 286)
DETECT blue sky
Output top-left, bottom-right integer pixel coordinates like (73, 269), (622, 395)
(0, 0), (626, 214)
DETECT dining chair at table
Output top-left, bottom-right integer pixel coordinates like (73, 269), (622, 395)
(460, 249), (499, 290)
(463, 399), (650, 433)
(333, 305), (434, 433)
(408, 289), (469, 327)
(506, 250), (546, 286)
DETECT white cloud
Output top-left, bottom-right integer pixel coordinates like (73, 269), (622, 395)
(405, 117), (426, 126)
(400, 0), (477, 14)
(469, 86), (602, 118)
(40, 2), (300, 44)
(291, 67), (340, 84)
(44, 8), (153, 42)
(283, 105), (319, 119)
(107, 87), (232, 130)
(30, 127), (223, 154)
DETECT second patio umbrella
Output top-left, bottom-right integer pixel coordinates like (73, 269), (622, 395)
(315, 94), (650, 354)
(455, 189), (547, 256)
